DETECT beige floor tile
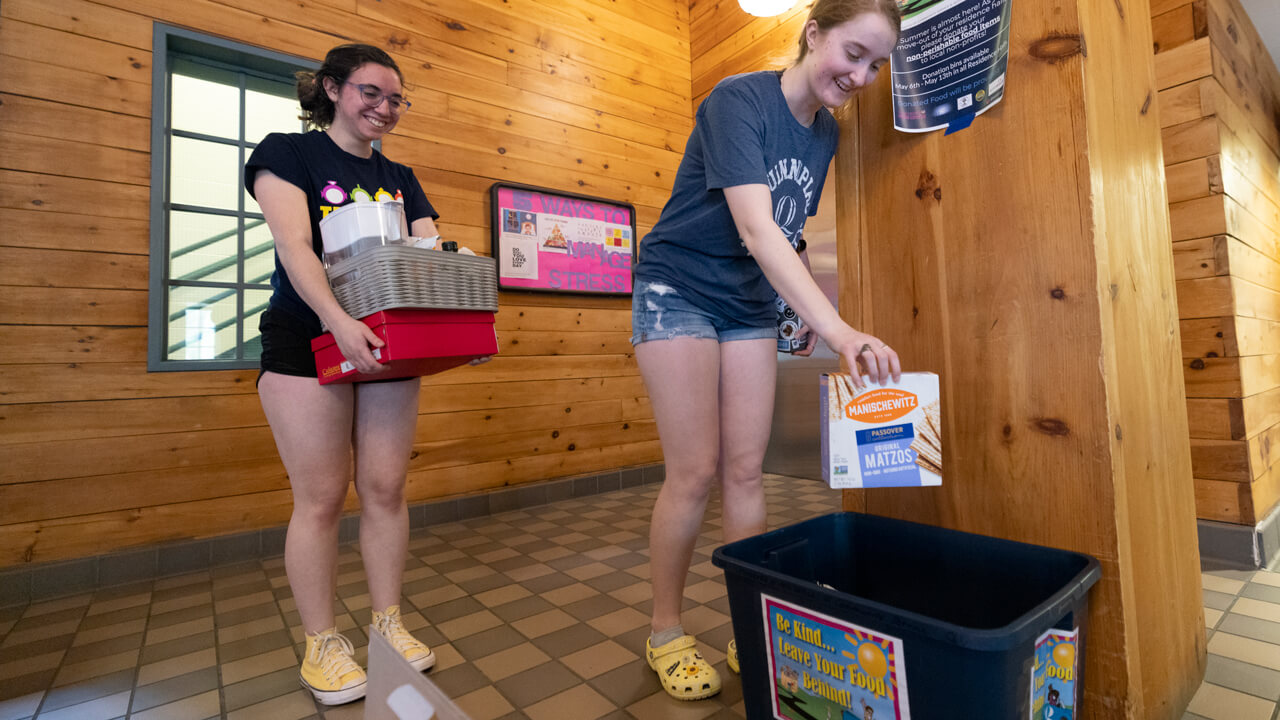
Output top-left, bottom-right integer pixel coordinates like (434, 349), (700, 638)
(587, 607), (650, 637)
(54, 648), (139, 686)
(3, 618), (81, 648)
(221, 646), (299, 685)
(215, 590), (276, 614)
(526, 683), (615, 720)
(625, 563), (653, 580)
(130, 689), (221, 720)
(531, 546), (575, 563)
(1202, 573), (1246, 595)
(422, 549), (467, 565)
(1205, 608), (1223, 628)
(437, 610), (504, 641)
(608, 581), (653, 606)
(213, 570), (265, 587)
(689, 560), (719, 578)
(1252, 571), (1280, 588)
(146, 616), (214, 645)
(136, 647), (217, 686)
(504, 563), (556, 582)
(408, 584), (467, 609)
(1187, 682), (1276, 720)
(474, 547), (520, 564)
(219, 615), (286, 646)
(150, 591), (213, 616)
(684, 579), (727, 604)
(1208, 632), (1280, 672)
(270, 574), (291, 589)
(548, 532), (591, 547)
(226, 689), (317, 720)
(21, 595), (90, 619)
(402, 565), (438, 583)
(342, 593), (371, 612)
(542, 583), (598, 607)
(566, 563), (614, 582)
(512, 609), (578, 639)
(583, 546), (628, 562)
(86, 593), (151, 617)
(454, 685), (515, 720)
(71, 617), (148, 647)
(600, 530), (642, 545)
(1232, 597), (1280, 624)
(432, 642), (466, 671)
(0, 691), (42, 720)
(681, 605), (730, 636)
(446, 565), (497, 584)
(474, 584), (533, 608)
(562, 640), (635, 679)
(34, 690), (130, 720)
(335, 569), (366, 587)
(474, 642), (552, 682)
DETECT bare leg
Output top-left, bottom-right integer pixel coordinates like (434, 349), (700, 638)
(259, 372), (354, 634)
(351, 378), (421, 612)
(637, 337), (723, 633)
(717, 339), (777, 544)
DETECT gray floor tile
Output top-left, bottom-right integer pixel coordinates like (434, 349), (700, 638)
(130, 667), (220, 712)
(1203, 653), (1280, 702)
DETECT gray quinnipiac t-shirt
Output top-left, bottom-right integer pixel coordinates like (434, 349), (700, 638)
(633, 71), (838, 326)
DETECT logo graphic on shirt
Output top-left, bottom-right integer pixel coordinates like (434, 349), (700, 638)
(767, 158), (817, 246)
(318, 182), (404, 217)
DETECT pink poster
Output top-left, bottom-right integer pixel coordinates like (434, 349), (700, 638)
(491, 183), (635, 295)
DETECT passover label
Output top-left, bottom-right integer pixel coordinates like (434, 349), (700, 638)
(855, 425), (921, 488)
(762, 593), (911, 720)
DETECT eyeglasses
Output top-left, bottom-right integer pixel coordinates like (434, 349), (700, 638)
(345, 82), (411, 113)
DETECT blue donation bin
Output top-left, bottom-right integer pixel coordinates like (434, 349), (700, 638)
(712, 512), (1100, 720)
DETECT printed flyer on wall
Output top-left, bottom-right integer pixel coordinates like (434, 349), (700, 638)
(762, 593), (911, 720)
(490, 183), (636, 296)
(1031, 628), (1078, 720)
(890, 0), (1012, 133)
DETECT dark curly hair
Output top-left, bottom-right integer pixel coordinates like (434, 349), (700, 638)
(796, 0), (903, 63)
(296, 44), (404, 129)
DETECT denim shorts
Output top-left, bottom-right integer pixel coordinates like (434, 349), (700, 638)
(630, 279), (775, 346)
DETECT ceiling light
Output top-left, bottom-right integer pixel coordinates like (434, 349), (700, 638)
(738, 0), (799, 17)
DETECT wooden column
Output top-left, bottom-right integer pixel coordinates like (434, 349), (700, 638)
(837, 0), (1207, 717)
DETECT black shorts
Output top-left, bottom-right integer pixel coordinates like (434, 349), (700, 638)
(258, 306), (324, 381)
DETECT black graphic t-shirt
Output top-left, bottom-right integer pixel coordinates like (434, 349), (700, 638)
(245, 130), (437, 322)
(633, 71), (838, 325)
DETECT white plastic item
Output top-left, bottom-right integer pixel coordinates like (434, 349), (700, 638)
(456, 246), (476, 256)
(319, 200), (410, 265)
(410, 235), (439, 250)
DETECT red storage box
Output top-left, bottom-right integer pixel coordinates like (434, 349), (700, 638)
(311, 309), (497, 385)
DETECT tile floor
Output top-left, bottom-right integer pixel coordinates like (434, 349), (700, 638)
(0, 475), (1276, 720)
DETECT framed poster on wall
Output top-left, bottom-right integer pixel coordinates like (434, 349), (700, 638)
(490, 182), (636, 296)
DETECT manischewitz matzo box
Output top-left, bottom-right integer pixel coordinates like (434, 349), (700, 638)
(821, 372), (941, 489)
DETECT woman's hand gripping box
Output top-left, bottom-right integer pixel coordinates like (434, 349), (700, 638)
(820, 371), (941, 489)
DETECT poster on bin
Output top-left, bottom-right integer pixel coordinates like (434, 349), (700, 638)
(490, 182), (636, 296)
(762, 593), (911, 720)
(1031, 628), (1078, 720)
(890, 0), (1012, 133)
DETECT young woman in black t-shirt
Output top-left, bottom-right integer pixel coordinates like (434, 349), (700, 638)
(246, 44), (465, 705)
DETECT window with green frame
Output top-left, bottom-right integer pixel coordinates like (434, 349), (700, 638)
(148, 26), (314, 370)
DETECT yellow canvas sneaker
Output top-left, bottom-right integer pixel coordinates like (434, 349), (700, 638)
(299, 628), (366, 705)
(372, 605), (436, 672)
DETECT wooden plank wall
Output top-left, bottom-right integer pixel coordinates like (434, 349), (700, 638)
(0, 0), (690, 568)
(1152, 0), (1280, 525)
